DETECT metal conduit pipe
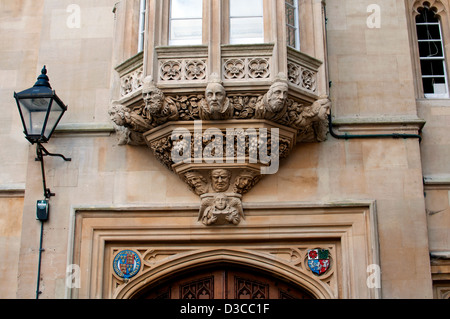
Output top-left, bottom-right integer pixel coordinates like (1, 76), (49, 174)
(322, 6), (422, 144)
(327, 112), (423, 143)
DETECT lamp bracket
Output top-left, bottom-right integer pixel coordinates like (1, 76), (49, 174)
(35, 143), (72, 162)
(35, 143), (71, 199)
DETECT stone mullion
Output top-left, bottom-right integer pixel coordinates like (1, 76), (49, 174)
(208, 0), (222, 77)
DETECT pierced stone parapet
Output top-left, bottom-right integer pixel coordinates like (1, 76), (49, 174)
(159, 58), (207, 82)
(223, 57), (271, 80)
(156, 45), (209, 86)
(221, 43), (274, 84)
(287, 47), (322, 96)
(115, 51), (144, 98)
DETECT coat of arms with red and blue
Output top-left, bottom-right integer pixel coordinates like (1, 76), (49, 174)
(113, 250), (141, 279)
(307, 249), (330, 276)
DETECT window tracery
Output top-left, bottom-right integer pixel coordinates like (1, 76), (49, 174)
(416, 4), (448, 97)
(409, 0), (450, 98)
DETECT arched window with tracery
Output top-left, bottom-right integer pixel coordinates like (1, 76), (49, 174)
(416, 5), (448, 97)
(410, 0), (450, 98)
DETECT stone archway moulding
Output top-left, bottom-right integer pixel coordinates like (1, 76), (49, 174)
(67, 200), (381, 299)
(114, 249), (334, 299)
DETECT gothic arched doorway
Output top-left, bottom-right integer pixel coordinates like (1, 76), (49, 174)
(133, 264), (315, 299)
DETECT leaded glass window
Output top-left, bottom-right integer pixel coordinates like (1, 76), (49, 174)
(229, 0), (264, 44)
(138, 0), (146, 52)
(285, 0), (299, 50)
(169, 0), (203, 45)
(416, 6), (448, 98)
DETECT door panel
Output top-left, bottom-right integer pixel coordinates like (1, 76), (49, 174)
(137, 266), (313, 299)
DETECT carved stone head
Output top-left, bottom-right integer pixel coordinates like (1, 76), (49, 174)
(184, 171), (208, 195)
(200, 73), (232, 120)
(233, 170), (259, 194)
(266, 73), (289, 113)
(206, 79), (226, 112)
(213, 193), (228, 210)
(142, 76), (165, 115)
(108, 103), (126, 126)
(210, 168), (232, 193)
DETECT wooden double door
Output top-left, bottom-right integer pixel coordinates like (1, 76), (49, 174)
(136, 265), (314, 299)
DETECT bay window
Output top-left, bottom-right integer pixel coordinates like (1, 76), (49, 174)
(112, 0), (328, 100)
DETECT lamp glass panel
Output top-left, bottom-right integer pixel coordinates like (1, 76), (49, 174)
(18, 97), (52, 136)
(43, 100), (65, 140)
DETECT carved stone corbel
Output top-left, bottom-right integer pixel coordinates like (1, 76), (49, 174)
(110, 70), (332, 226)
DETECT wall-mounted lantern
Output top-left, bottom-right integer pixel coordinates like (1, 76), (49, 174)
(13, 66), (71, 299)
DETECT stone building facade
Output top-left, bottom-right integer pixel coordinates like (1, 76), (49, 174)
(0, 0), (449, 299)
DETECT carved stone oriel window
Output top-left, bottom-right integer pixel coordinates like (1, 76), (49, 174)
(110, 0), (331, 226)
(112, 0), (329, 96)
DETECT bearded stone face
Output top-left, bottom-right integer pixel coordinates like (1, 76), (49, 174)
(143, 87), (164, 115)
(185, 171), (208, 195)
(205, 82), (226, 113)
(267, 82), (288, 113)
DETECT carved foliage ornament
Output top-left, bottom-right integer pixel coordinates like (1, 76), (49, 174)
(109, 73), (331, 226)
(110, 73), (329, 142)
